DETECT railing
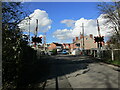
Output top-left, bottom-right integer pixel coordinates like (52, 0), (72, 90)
(85, 49), (120, 61)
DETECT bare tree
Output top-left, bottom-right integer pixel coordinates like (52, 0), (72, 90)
(98, 1), (120, 42)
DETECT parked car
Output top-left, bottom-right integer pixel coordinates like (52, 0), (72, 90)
(57, 50), (62, 54)
(72, 48), (82, 55)
(62, 49), (69, 54)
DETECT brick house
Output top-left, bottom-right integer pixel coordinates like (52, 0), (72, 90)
(48, 42), (63, 51)
(72, 34), (97, 50)
(48, 34), (97, 53)
(62, 43), (71, 49)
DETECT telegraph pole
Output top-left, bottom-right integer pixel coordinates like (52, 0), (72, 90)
(96, 19), (102, 58)
(28, 17), (30, 45)
(26, 15), (34, 45)
(82, 23), (85, 54)
(97, 19), (101, 37)
(35, 19), (38, 37)
(35, 19), (38, 47)
(44, 32), (46, 51)
(97, 19), (101, 49)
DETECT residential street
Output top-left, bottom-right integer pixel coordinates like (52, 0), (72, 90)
(3, 2), (120, 90)
(35, 55), (120, 89)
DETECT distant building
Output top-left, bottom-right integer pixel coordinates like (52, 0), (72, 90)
(72, 34), (97, 50)
(48, 42), (63, 51)
(62, 43), (71, 49)
(48, 34), (97, 54)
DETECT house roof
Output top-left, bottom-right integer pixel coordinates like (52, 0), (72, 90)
(63, 43), (71, 45)
(53, 42), (63, 46)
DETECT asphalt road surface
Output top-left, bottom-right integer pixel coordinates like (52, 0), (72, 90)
(37, 55), (120, 89)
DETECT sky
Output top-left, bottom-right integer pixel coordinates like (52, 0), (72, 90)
(20, 2), (113, 44)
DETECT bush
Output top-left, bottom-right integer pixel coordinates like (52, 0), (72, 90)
(52, 49), (57, 55)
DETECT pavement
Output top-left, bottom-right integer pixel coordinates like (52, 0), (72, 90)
(0, 63), (1, 89)
(36, 55), (120, 89)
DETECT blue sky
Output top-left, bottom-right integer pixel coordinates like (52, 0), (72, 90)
(22, 2), (106, 43)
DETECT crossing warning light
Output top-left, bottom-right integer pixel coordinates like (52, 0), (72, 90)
(94, 36), (104, 43)
(32, 37), (42, 43)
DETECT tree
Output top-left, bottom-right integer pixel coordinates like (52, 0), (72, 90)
(2, 2), (30, 89)
(2, 1), (39, 89)
(98, 1), (120, 43)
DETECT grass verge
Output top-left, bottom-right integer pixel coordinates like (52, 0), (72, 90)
(102, 59), (120, 66)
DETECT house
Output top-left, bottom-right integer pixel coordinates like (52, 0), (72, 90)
(48, 42), (63, 52)
(72, 34), (97, 50)
(62, 43), (71, 49)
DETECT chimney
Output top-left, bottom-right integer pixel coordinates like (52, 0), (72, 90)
(80, 34), (83, 39)
(76, 37), (78, 41)
(90, 34), (93, 39)
(73, 39), (75, 42)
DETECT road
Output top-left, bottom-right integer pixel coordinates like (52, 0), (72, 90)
(36, 55), (119, 89)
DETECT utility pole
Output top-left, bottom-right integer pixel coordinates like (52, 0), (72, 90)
(25, 15), (34, 45)
(44, 32), (46, 51)
(28, 17), (31, 45)
(79, 32), (81, 49)
(82, 23), (85, 54)
(97, 19), (101, 37)
(96, 19), (102, 58)
(97, 19), (101, 49)
(35, 19), (38, 47)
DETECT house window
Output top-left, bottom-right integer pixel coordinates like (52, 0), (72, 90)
(86, 38), (88, 40)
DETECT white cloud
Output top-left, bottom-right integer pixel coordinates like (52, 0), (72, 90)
(61, 19), (75, 28)
(19, 9), (52, 34)
(53, 29), (73, 40)
(39, 34), (44, 38)
(53, 14), (113, 41)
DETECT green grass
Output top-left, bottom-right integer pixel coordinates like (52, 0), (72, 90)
(105, 59), (120, 66)
(110, 60), (120, 65)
